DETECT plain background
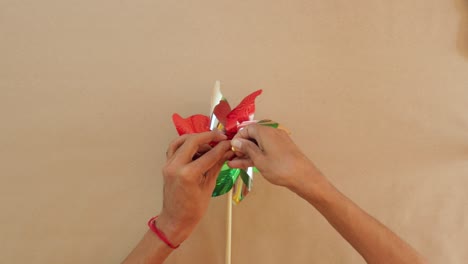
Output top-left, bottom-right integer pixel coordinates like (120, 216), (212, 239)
(1, 0), (468, 263)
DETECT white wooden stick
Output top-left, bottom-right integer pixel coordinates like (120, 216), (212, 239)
(225, 189), (233, 264)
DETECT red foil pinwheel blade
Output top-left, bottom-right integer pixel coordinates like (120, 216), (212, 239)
(172, 113), (210, 135)
(213, 100), (231, 126)
(225, 89), (263, 134)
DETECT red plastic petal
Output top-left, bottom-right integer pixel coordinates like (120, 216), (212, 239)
(213, 100), (231, 126)
(225, 89), (263, 133)
(191, 115), (211, 133)
(172, 113), (210, 135)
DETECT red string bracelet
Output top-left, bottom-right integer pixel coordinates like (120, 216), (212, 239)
(147, 216), (180, 249)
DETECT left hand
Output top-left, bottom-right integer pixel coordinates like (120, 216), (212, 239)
(157, 131), (233, 246)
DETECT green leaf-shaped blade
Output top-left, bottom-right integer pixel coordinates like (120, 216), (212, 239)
(257, 119), (279, 128)
(239, 169), (252, 190)
(212, 163), (241, 197)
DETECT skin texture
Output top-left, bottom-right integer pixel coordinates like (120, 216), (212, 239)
(122, 126), (428, 264)
(229, 125), (428, 264)
(122, 131), (233, 264)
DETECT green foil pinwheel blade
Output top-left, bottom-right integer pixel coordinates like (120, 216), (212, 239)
(232, 168), (254, 204)
(212, 163), (241, 197)
(239, 169), (252, 189)
(257, 119), (279, 128)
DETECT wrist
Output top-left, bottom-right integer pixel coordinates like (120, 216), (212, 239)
(289, 163), (333, 206)
(288, 158), (323, 192)
(155, 214), (192, 246)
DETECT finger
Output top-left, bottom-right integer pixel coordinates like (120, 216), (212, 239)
(166, 134), (189, 159)
(189, 140), (231, 174)
(225, 150), (236, 161)
(204, 159), (226, 188)
(233, 150), (245, 158)
(175, 131), (227, 163)
(233, 124), (262, 142)
(227, 158), (254, 170)
(230, 138), (263, 163)
(205, 149), (237, 188)
(233, 124), (271, 154)
(192, 144), (212, 160)
(198, 144), (212, 154)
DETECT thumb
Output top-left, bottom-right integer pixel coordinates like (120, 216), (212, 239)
(231, 138), (263, 162)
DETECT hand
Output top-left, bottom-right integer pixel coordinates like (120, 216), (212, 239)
(227, 124), (323, 193)
(157, 131), (232, 245)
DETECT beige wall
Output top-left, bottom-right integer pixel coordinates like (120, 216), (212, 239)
(1, 1), (468, 263)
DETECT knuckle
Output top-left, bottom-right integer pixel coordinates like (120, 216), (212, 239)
(249, 123), (260, 132)
(263, 127), (274, 137)
(167, 144), (175, 154)
(218, 140), (231, 149)
(162, 165), (174, 177)
(168, 137), (178, 146)
(183, 136), (196, 146)
(170, 135), (183, 145)
(168, 135), (187, 152)
(278, 129), (288, 136)
(178, 167), (195, 182)
(163, 165), (192, 183)
(179, 166), (191, 177)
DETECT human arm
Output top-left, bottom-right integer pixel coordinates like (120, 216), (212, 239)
(228, 124), (427, 264)
(122, 131), (232, 264)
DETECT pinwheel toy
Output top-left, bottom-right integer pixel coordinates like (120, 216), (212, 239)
(171, 81), (285, 264)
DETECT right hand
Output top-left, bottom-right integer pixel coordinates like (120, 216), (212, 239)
(227, 124), (323, 193)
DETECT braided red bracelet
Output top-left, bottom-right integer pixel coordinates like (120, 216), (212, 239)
(147, 216), (180, 249)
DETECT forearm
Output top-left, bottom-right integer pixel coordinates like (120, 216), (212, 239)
(122, 216), (188, 264)
(122, 230), (173, 264)
(295, 174), (427, 264)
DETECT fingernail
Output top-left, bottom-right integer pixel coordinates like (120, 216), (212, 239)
(217, 131), (227, 137)
(231, 139), (242, 150)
